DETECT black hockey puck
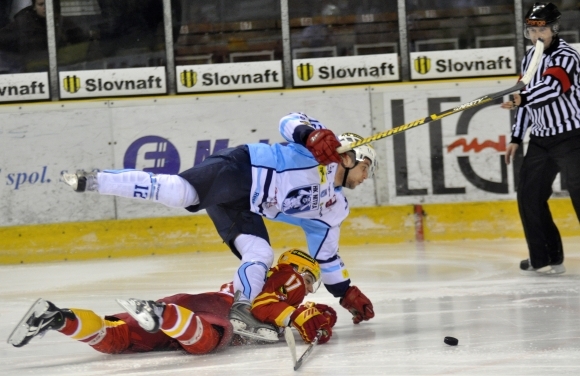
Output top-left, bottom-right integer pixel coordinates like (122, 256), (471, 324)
(444, 336), (458, 346)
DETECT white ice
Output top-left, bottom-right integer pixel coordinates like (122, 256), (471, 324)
(1, 238), (580, 375)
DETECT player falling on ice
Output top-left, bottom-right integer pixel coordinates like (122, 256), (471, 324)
(61, 112), (376, 342)
(7, 249), (336, 354)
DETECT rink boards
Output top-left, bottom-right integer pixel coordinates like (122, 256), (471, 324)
(1, 77), (579, 263)
(1, 199), (577, 264)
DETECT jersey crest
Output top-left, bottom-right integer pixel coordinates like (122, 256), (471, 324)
(282, 184), (320, 214)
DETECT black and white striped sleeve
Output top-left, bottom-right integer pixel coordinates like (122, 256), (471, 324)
(520, 53), (576, 108)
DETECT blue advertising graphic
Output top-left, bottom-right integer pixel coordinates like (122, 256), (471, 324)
(123, 136), (270, 172)
(123, 136), (181, 174)
(4, 166), (50, 190)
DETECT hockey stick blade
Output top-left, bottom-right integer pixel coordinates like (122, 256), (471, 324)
(284, 328), (298, 367)
(293, 330), (323, 371)
(336, 39), (545, 154)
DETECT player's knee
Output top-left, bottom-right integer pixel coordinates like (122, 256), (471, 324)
(235, 234), (274, 266)
(154, 175), (199, 207)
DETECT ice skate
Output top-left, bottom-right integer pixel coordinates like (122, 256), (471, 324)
(61, 170), (98, 192)
(116, 298), (165, 333)
(520, 259), (565, 275)
(7, 299), (75, 347)
(229, 291), (278, 343)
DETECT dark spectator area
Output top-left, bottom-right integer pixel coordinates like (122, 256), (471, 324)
(0, 0), (579, 96)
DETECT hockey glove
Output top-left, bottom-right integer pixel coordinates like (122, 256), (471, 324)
(314, 303), (337, 328)
(340, 286), (374, 324)
(290, 303), (332, 344)
(305, 129), (342, 165)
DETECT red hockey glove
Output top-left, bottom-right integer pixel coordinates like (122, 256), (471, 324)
(305, 129), (341, 165)
(314, 303), (337, 328)
(340, 286), (374, 324)
(290, 304), (332, 344)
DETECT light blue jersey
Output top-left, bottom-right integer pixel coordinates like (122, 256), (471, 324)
(246, 113), (349, 287)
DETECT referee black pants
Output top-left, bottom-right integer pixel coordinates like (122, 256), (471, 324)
(517, 129), (580, 268)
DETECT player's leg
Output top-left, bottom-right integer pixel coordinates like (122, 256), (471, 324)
(62, 146), (252, 210)
(205, 205), (278, 342)
(62, 169), (200, 208)
(7, 299), (131, 354)
(517, 138), (564, 274)
(117, 298), (221, 354)
(232, 234), (274, 301)
(8, 299), (76, 347)
(63, 310), (131, 354)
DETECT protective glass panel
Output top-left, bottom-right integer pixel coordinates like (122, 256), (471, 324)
(406, 0), (516, 51)
(289, 0), (399, 59)
(55, 0), (167, 71)
(0, 0), (50, 73)
(174, 0), (282, 65)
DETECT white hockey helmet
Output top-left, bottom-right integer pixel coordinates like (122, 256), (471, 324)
(338, 132), (377, 176)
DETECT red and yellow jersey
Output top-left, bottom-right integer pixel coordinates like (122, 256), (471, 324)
(250, 264), (307, 327)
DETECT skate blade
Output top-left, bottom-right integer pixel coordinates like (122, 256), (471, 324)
(61, 173), (79, 189)
(7, 298), (47, 347)
(115, 299), (155, 332)
(232, 326), (279, 343)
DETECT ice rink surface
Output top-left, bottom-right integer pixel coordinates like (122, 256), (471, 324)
(1, 237), (580, 376)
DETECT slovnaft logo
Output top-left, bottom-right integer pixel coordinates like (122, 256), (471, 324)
(293, 54), (399, 87)
(59, 67), (166, 98)
(296, 63), (314, 81)
(180, 70), (197, 88)
(176, 61), (283, 93)
(63, 75), (81, 93)
(414, 56), (431, 75)
(0, 72), (49, 102)
(410, 47), (516, 80)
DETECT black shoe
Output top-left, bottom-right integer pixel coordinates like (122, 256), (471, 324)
(7, 299), (75, 347)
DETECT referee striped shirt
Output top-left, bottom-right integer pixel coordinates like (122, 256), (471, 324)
(511, 37), (580, 143)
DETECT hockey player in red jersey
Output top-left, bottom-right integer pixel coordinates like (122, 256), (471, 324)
(251, 249), (335, 344)
(7, 249), (336, 352)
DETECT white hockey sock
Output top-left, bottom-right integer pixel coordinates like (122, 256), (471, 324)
(232, 235), (274, 302)
(97, 170), (199, 208)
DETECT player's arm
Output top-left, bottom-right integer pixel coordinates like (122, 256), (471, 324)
(310, 225), (375, 324)
(278, 112), (341, 165)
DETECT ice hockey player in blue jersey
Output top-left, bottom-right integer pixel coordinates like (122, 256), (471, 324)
(62, 112), (377, 342)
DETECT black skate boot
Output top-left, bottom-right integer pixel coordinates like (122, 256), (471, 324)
(7, 299), (76, 347)
(229, 291), (278, 343)
(116, 298), (165, 333)
(61, 170), (98, 192)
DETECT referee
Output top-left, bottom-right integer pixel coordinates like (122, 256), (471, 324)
(502, 2), (580, 275)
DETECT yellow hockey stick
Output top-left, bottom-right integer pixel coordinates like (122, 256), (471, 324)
(336, 39), (545, 154)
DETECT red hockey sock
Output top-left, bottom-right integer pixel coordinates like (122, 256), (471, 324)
(58, 308), (129, 354)
(160, 304), (220, 354)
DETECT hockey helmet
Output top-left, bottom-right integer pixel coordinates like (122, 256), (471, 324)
(524, 2), (561, 38)
(338, 132), (377, 176)
(278, 249), (321, 292)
